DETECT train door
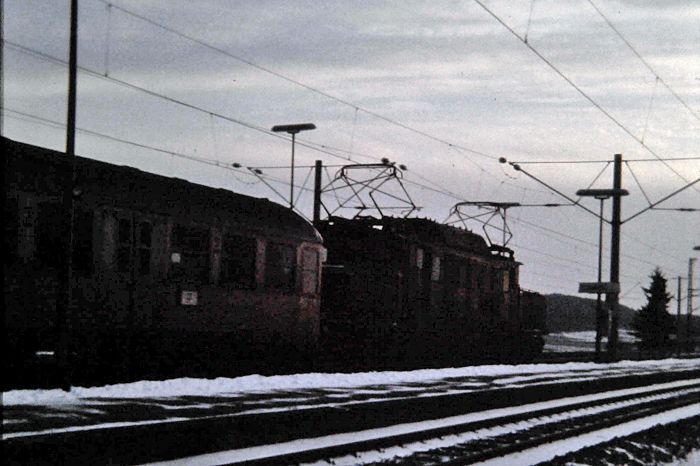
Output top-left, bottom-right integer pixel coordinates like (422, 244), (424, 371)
(107, 212), (155, 328)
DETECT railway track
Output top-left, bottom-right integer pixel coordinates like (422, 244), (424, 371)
(6, 370), (699, 466)
(131, 376), (700, 466)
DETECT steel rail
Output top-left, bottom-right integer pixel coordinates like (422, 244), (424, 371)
(169, 380), (700, 466)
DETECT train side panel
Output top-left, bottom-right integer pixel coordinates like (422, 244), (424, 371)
(4, 137), (323, 381)
(317, 217), (543, 367)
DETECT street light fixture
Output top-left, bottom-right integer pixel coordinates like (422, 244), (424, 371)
(271, 123), (316, 209)
(576, 188), (629, 362)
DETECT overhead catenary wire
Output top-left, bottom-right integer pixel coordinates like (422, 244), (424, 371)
(103, 2), (112, 76)
(524, 0), (537, 44)
(5, 109), (418, 222)
(510, 215), (688, 277)
(4, 41), (377, 167)
(470, 0), (699, 192)
(502, 154), (699, 223)
(9, 39), (538, 202)
(5, 38), (554, 214)
(12, 1), (697, 185)
(4, 109), (260, 180)
(625, 161), (654, 206)
(513, 157), (700, 164)
(641, 77), (659, 146)
(585, 0), (700, 124)
(92, 0), (498, 162)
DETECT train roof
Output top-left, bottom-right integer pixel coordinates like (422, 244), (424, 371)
(4, 137), (321, 243)
(318, 216), (508, 259)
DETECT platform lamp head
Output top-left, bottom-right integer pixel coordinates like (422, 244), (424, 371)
(271, 123), (317, 210)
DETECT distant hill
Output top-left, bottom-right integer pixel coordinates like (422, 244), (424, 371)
(545, 293), (637, 333)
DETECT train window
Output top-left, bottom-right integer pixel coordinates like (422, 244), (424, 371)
(415, 248), (424, 269)
(36, 203), (64, 268)
(116, 218), (132, 273)
(431, 256), (442, 282)
(220, 234), (256, 287)
(4, 197), (19, 266)
(138, 222), (152, 275)
(172, 224), (210, 282)
(265, 242), (295, 291)
(502, 269), (510, 292)
(301, 249), (319, 295)
(72, 208), (94, 276)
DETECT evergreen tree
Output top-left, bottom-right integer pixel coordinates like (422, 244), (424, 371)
(632, 268), (675, 357)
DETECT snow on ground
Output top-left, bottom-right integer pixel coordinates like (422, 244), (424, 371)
(671, 449), (700, 465)
(537, 412), (700, 466)
(4, 358), (698, 407)
(469, 406), (700, 466)
(554, 329), (639, 343)
(543, 329), (639, 353)
(4, 358), (700, 466)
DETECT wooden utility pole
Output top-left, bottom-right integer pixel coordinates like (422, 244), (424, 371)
(56, 0), (79, 391)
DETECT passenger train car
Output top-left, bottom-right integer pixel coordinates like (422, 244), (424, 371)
(4, 137), (324, 381)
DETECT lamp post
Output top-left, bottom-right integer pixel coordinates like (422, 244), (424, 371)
(271, 123), (316, 209)
(576, 187), (629, 362)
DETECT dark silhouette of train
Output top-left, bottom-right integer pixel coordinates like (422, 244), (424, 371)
(316, 216), (546, 369)
(4, 137), (546, 385)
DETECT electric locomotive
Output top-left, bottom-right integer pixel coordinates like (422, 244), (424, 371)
(316, 215), (546, 369)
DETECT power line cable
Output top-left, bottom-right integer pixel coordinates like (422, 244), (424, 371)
(470, 0), (698, 191)
(508, 205), (689, 275)
(9, 40), (556, 214)
(93, 0), (499, 162)
(4, 108), (257, 177)
(625, 161), (653, 206)
(585, 0), (700, 123)
(7, 107), (350, 218)
(5, 108), (478, 218)
(4, 41), (377, 166)
(10, 40), (527, 202)
(641, 77), (659, 145)
(515, 157), (700, 164)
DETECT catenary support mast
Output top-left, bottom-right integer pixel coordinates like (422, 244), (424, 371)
(606, 154), (623, 361)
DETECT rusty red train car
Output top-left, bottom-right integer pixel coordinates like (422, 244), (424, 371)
(4, 137), (324, 381)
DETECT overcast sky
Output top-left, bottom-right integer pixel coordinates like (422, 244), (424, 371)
(3, 0), (699, 311)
